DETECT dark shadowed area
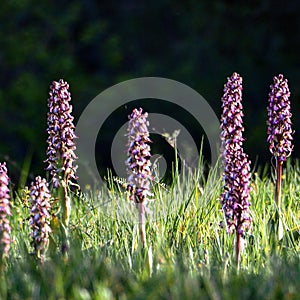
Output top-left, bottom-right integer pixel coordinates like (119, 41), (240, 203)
(0, 1), (299, 183)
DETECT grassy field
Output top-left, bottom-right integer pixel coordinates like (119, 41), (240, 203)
(2, 158), (300, 300)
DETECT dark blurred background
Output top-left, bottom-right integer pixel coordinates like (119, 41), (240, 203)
(0, 1), (299, 184)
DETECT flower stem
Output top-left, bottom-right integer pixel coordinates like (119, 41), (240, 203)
(138, 202), (147, 248)
(60, 184), (70, 256)
(275, 158), (283, 209)
(274, 158), (284, 241)
(62, 184), (71, 227)
(236, 231), (241, 271)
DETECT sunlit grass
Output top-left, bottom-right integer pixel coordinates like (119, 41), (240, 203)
(2, 157), (300, 299)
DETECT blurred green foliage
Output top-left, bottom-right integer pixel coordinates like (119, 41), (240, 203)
(0, 1), (299, 181)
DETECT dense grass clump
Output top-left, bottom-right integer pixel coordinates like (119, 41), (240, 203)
(1, 158), (299, 299)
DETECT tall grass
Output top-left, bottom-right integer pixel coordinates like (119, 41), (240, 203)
(2, 155), (300, 299)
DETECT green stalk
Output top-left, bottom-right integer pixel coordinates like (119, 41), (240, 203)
(274, 158), (284, 241)
(137, 202), (147, 248)
(236, 231), (241, 271)
(137, 202), (153, 276)
(60, 181), (71, 256)
(275, 158), (283, 209)
(62, 183), (71, 227)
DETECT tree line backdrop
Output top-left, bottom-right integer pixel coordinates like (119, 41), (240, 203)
(0, 0), (299, 183)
